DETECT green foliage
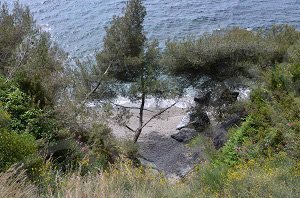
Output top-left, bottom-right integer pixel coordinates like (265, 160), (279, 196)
(119, 139), (139, 160)
(162, 25), (300, 81)
(0, 128), (38, 171)
(0, 2), (66, 108)
(190, 59), (300, 195)
(15, 32), (66, 108)
(214, 62), (300, 167)
(97, 0), (147, 82)
(0, 1), (33, 75)
(224, 153), (300, 197)
(86, 124), (118, 169)
(0, 103), (10, 127)
(0, 77), (58, 141)
(288, 40), (300, 63)
(96, 0), (168, 98)
(96, 0), (174, 142)
(217, 118), (251, 166)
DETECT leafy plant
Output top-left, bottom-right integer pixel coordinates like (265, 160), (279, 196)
(0, 128), (38, 171)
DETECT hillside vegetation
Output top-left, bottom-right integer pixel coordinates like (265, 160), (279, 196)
(0, 1), (299, 197)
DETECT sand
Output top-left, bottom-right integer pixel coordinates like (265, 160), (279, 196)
(108, 106), (188, 140)
(107, 105), (205, 178)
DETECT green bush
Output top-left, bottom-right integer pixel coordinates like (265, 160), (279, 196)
(190, 61), (300, 196)
(162, 25), (300, 81)
(0, 77), (60, 141)
(0, 2), (33, 76)
(0, 128), (38, 171)
(224, 153), (300, 197)
(86, 124), (119, 169)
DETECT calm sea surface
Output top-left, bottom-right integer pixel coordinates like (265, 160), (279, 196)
(8, 0), (300, 57)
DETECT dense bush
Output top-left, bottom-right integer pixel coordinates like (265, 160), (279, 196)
(0, 77), (58, 141)
(0, 2), (33, 75)
(0, 2), (66, 108)
(162, 25), (300, 81)
(190, 60), (300, 196)
(0, 128), (38, 171)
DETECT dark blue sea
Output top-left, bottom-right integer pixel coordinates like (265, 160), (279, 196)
(9, 0), (300, 57)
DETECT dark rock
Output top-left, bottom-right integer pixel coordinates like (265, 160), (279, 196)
(190, 111), (210, 131)
(213, 112), (247, 149)
(176, 111), (210, 131)
(171, 128), (198, 143)
(213, 127), (227, 149)
(139, 131), (203, 178)
(194, 92), (211, 107)
(219, 88), (239, 105)
(221, 112), (247, 130)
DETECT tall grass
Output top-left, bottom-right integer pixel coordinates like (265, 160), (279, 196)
(47, 160), (190, 198)
(0, 166), (37, 198)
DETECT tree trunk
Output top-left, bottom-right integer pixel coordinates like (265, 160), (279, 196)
(134, 92), (146, 142)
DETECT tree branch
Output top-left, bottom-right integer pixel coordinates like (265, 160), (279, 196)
(82, 64), (111, 104)
(125, 125), (135, 132)
(140, 102), (176, 131)
(113, 103), (154, 112)
(5, 43), (30, 83)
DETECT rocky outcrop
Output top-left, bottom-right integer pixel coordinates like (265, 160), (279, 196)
(212, 112), (247, 149)
(189, 111), (210, 131)
(194, 92), (211, 107)
(218, 88), (239, 105)
(176, 110), (210, 131)
(171, 128), (198, 143)
(139, 131), (203, 179)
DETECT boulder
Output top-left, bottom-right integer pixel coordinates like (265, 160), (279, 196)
(171, 128), (198, 143)
(189, 111), (210, 131)
(176, 111), (210, 131)
(176, 112), (192, 130)
(194, 92), (211, 107)
(219, 88), (239, 105)
(213, 112), (247, 149)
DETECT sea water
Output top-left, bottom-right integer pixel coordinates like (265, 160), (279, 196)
(9, 0), (300, 58)
(7, 0), (299, 108)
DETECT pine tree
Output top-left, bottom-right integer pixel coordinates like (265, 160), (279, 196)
(96, 0), (173, 142)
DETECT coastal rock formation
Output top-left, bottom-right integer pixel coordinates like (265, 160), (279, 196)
(176, 111), (210, 131)
(219, 88), (239, 105)
(194, 91), (211, 107)
(139, 131), (203, 179)
(189, 111), (210, 131)
(171, 128), (198, 143)
(211, 112), (247, 149)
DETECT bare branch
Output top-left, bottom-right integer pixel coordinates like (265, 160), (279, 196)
(82, 64), (111, 104)
(140, 102), (176, 130)
(125, 125), (135, 132)
(113, 103), (154, 112)
(5, 43), (30, 83)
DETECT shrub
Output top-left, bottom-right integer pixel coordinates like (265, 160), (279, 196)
(0, 128), (38, 171)
(0, 103), (10, 127)
(224, 153), (300, 197)
(0, 77), (60, 141)
(162, 25), (300, 81)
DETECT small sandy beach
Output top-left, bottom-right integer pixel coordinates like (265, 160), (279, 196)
(109, 106), (188, 140)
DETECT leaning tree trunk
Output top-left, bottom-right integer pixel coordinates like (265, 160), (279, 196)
(134, 92), (146, 142)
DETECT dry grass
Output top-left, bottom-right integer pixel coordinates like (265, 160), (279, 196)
(0, 166), (37, 198)
(47, 160), (190, 198)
